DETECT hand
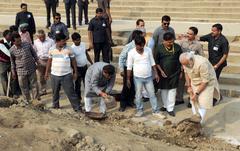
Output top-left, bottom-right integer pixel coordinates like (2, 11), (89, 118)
(160, 70), (167, 78)
(190, 93), (198, 102)
(155, 74), (160, 83)
(73, 72), (78, 81)
(89, 43), (93, 50)
(177, 34), (184, 40)
(36, 60), (41, 66)
(187, 86), (193, 94)
(127, 79), (131, 88)
(213, 65), (218, 70)
(179, 72), (183, 80)
(12, 71), (17, 80)
(44, 73), (49, 80)
(120, 71), (124, 77)
(109, 17), (112, 24)
(100, 92), (108, 98)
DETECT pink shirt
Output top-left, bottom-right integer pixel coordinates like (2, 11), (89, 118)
(19, 31), (32, 44)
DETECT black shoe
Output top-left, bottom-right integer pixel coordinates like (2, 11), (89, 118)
(67, 25), (71, 28)
(167, 111), (175, 117)
(160, 107), (167, 111)
(213, 98), (218, 106)
(187, 102), (192, 108)
(39, 91), (47, 96)
(73, 26), (77, 30)
(51, 106), (60, 109)
(111, 43), (117, 47)
(75, 108), (83, 113)
(128, 102), (135, 108)
(85, 22), (89, 25)
(118, 107), (126, 112)
(142, 97), (149, 102)
(175, 100), (184, 106)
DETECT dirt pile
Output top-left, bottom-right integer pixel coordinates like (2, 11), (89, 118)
(0, 101), (239, 151)
(0, 96), (18, 107)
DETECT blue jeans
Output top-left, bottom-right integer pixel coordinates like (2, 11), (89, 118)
(134, 76), (159, 113)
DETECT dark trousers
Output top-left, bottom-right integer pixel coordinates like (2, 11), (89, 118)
(65, 2), (76, 27)
(0, 62), (21, 96)
(93, 42), (110, 63)
(120, 67), (135, 108)
(51, 73), (81, 111)
(215, 64), (225, 80)
(18, 72), (39, 101)
(74, 65), (87, 100)
(29, 32), (34, 44)
(78, 2), (88, 24)
(45, 1), (57, 26)
(105, 17), (113, 44)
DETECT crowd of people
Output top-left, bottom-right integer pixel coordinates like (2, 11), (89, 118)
(0, 0), (229, 125)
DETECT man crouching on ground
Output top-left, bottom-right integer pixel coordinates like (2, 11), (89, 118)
(179, 52), (220, 124)
(84, 62), (116, 114)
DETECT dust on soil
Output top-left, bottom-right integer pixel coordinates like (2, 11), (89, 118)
(0, 97), (239, 151)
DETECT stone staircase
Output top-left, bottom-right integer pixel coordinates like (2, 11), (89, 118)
(1, 0), (240, 22)
(0, 0), (239, 97)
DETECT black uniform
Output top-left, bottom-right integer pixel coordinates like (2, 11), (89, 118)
(78, 0), (89, 25)
(200, 33), (229, 79)
(64, 0), (76, 28)
(44, 0), (58, 27)
(88, 16), (110, 63)
(15, 11), (36, 43)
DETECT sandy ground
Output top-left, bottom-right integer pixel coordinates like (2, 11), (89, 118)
(0, 93), (239, 151)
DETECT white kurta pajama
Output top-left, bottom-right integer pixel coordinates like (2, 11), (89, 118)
(184, 55), (220, 122)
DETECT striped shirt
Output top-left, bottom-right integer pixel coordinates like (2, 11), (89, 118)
(49, 45), (74, 76)
(10, 42), (38, 76)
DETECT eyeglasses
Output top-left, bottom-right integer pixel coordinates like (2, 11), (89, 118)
(163, 22), (170, 26)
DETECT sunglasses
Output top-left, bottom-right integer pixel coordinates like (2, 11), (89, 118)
(55, 17), (61, 20)
(163, 22), (170, 26)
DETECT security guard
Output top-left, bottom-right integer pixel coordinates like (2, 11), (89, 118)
(64, 0), (77, 30)
(15, 3), (36, 43)
(88, 8), (111, 63)
(44, 0), (59, 28)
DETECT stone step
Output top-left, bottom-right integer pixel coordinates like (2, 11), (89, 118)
(1, 7), (240, 20)
(219, 73), (240, 85)
(1, 11), (237, 23)
(2, 3), (240, 13)
(220, 84), (240, 98)
(4, 0), (240, 7)
(113, 83), (240, 98)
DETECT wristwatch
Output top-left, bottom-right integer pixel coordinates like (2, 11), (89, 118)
(195, 92), (200, 96)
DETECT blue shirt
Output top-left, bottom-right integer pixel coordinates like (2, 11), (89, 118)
(118, 40), (135, 72)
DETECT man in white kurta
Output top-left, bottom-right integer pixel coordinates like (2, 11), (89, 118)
(179, 52), (220, 123)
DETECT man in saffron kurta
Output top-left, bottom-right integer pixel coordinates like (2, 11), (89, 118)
(180, 52), (220, 123)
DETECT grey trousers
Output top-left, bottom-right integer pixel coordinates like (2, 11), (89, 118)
(37, 59), (48, 92)
(51, 73), (81, 111)
(0, 62), (11, 95)
(18, 71), (39, 101)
